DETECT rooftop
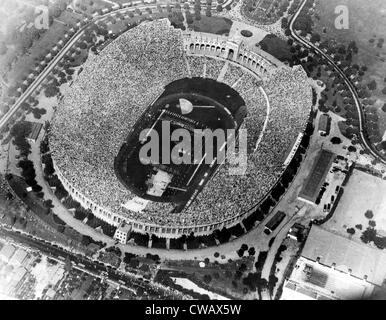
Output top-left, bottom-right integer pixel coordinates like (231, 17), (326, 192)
(298, 150), (335, 203)
(302, 225), (386, 287)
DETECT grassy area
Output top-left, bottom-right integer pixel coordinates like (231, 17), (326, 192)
(164, 256), (255, 299)
(0, 8), (82, 100)
(258, 34), (292, 62)
(324, 169), (386, 240)
(190, 16), (232, 35)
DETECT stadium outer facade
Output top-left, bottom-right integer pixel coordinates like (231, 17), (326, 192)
(52, 29), (311, 239)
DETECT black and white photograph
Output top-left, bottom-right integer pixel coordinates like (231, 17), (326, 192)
(0, 0), (385, 309)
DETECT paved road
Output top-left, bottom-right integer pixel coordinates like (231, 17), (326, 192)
(289, 0), (386, 165)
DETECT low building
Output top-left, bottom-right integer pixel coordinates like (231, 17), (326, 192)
(298, 150), (335, 204)
(26, 121), (43, 143)
(281, 225), (386, 300)
(318, 114), (331, 136)
(264, 211), (286, 234)
(113, 222), (132, 244)
(287, 223), (306, 242)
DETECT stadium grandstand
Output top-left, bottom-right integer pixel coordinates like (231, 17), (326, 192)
(49, 19), (313, 240)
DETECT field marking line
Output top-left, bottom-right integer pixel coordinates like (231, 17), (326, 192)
(253, 86), (270, 153)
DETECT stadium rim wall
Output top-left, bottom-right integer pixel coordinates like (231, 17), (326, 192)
(51, 33), (311, 240)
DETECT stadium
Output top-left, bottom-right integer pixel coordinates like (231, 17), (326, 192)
(49, 19), (313, 240)
(114, 78), (247, 208)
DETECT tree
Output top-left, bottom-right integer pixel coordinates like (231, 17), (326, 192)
(364, 210), (374, 219)
(346, 228), (355, 235)
(368, 79), (377, 91)
(216, 4), (223, 12)
(237, 249), (244, 257)
(52, 6), (62, 17)
(348, 145), (357, 152)
(129, 259), (140, 269)
(44, 84), (59, 98)
(310, 33), (321, 43)
(360, 227), (376, 244)
(369, 220), (376, 227)
(203, 274), (212, 284)
(281, 17), (288, 29)
(81, 235), (92, 246)
(11, 122), (32, 157)
(44, 199), (54, 209)
(330, 137), (342, 144)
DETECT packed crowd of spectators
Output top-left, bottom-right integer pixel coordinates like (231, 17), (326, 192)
(50, 19), (312, 231)
(186, 56), (205, 78)
(184, 66), (312, 223)
(222, 63), (245, 87)
(51, 20), (185, 226)
(205, 57), (224, 79)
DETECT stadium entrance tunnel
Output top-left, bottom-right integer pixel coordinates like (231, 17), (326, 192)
(114, 78), (246, 208)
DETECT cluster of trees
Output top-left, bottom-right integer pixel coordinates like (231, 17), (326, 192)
(18, 159), (43, 194)
(287, 0), (302, 15)
(151, 234), (167, 249)
(168, 10), (185, 30)
(360, 227), (386, 249)
(45, 172), (68, 200)
(10, 121), (32, 158)
(242, 251), (268, 294)
(86, 214), (117, 237)
(168, 222), (245, 250)
(292, 5), (314, 35)
(192, 0), (203, 22)
(123, 252), (138, 264)
(169, 232), (216, 250)
(41, 151), (55, 178)
(286, 0), (385, 154)
(244, 0), (290, 22)
(236, 244), (255, 257)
